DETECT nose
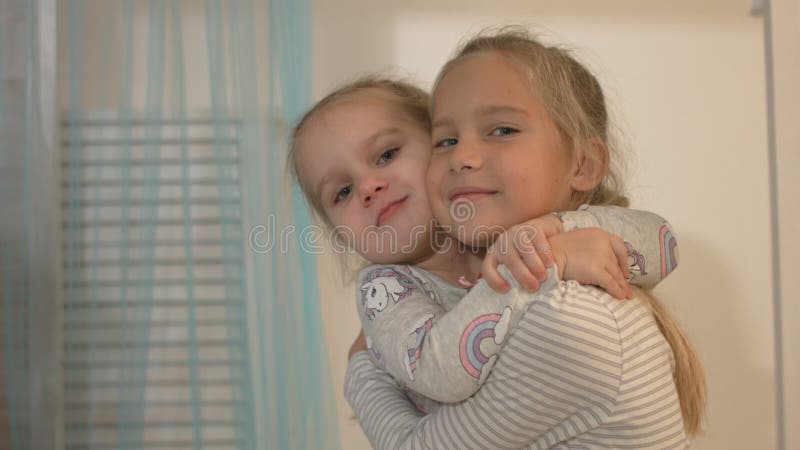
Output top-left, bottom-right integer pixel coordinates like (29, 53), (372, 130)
(449, 137), (483, 173)
(359, 176), (388, 206)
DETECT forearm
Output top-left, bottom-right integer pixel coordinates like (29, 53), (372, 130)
(360, 265), (555, 403)
(346, 282), (625, 450)
(345, 352), (429, 450)
(559, 205), (679, 288)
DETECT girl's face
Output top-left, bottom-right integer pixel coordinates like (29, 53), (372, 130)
(427, 51), (581, 248)
(295, 95), (435, 264)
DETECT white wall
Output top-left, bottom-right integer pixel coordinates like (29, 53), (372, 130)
(313, 1), (778, 449)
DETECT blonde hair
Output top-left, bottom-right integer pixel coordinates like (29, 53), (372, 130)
(435, 27), (706, 436)
(287, 75), (431, 228)
(638, 288), (707, 437)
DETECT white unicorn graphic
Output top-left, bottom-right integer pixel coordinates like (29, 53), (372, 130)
(361, 275), (407, 319)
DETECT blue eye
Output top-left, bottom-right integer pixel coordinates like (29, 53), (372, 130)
(434, 138), (458, 148)
(334, 186), (352, 204)
(377, 148), (398, 165)
(490, 127), (517, 137)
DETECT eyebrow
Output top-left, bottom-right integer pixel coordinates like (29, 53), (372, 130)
(313, 127), (403, 203)
(477, 105), (529, 118)
(432, 105), (529, 130)
(315, 172), (336, 206)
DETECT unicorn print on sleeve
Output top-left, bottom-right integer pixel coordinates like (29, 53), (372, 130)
(625, 241), (648, 282)
(355, 264), (546, 404)
(559, 205), (679, 288)
(359, 267), (417, 320)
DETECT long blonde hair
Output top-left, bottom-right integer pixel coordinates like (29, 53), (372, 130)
(435, 27), (706, 436)
(638, 288), (707, 437)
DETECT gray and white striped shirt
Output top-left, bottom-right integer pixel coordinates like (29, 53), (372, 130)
(345, 278), (687, 449)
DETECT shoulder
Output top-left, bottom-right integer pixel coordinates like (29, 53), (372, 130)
(532, 281), (625, 333)
(524, 281), (661, 371)
(507, 284), (670, 431)
(523, 282), (641, 368)
(493, 283), (629, 417)
(355, 265), (428, 316)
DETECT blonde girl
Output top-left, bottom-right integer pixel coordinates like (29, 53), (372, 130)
(289, 75), (677, 405)
(343, 29), (705, 449)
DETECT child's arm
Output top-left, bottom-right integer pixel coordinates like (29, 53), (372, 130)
(482, 206), (678, 295)
(557, 205), (679, 289)
(356, 264), (557, 404)
(357, 207), (677, 403)
(345, 277), (643, 450)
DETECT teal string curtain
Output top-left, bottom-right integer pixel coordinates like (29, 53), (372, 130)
(0, 3), (32, 449)
(1, 0), (60, 449)
(3, 0), (339, 449)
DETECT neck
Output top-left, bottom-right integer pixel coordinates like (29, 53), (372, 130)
(412, 237), (485, 286)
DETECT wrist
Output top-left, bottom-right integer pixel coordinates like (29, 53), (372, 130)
(556, 206), (600, 233)
(549, 234), (567, 279)
(547, 212), (565, 234)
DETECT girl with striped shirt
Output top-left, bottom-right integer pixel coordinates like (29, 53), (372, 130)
(289, 28), (704, 448)
(343, 29), (706, 449)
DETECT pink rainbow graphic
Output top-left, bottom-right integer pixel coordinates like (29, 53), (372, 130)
(459, 313), (502, 379)
(659, 224), (678, 278)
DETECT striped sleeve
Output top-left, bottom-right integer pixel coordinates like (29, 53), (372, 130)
(344, 280), (628, 450)
(344, 352), (429, 449)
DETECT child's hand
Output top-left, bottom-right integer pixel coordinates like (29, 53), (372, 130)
(550, 228), (633, 300)
(481, 214), (563, 293)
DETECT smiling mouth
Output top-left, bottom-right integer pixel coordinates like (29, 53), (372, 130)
(377, 197), (408, 226)
(449, 190), (498, 203)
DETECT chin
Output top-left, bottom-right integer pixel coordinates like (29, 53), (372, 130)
(367, 243), (427, 265)
(448, 220), (505, 249)
(367, 252), (403, 265)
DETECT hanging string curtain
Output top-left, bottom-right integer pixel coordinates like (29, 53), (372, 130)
(3, 0), (339, 449)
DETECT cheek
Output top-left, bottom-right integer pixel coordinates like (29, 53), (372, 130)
(328, 204), (361, 231)
(425, 157), (445, 193)
(425, 174), (436, 199)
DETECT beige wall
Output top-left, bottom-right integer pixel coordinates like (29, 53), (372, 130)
(313, 1), (780, 449)
(769, 0), (800, 449)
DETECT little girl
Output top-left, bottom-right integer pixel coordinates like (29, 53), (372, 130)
(289, 76), (674, 403)
(340, 30), (705, 449)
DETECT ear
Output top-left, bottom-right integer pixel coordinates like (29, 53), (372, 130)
(570, 138), (609, 193)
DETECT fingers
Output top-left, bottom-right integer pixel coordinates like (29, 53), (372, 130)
(484, 237), (544, 292)
(511, 225), (551, 276)
(508, 227), (548, 290)
(522, 225), (554, 268)
(481, 225), (559, 293)
(481, 250), (510, 293)
(543, 214), (565, 236)
(504, 247), (542, 292)
(596, 265), (628, 300)
(606, 258), (633, 299)
(518, 244), (547, 282)
(610, 235), (630, 281)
